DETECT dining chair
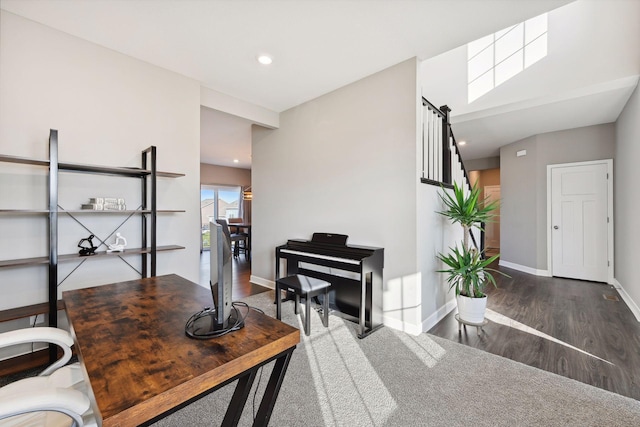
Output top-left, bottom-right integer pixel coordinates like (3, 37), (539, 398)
(215, 219), (248, 259)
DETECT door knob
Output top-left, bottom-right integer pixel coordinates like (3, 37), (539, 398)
(553, 225), (559, 229)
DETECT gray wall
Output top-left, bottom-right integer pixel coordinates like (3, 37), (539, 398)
(615, 84), (640, 311)
(465, 156), (500, 171)
(500, 123), (615, 271)
(200, 163), (251, 187)
(252, 58), (426, 331)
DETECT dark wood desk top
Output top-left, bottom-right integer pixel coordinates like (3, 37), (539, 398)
(63, 274), (299, 426)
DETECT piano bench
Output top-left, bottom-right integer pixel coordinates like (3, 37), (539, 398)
(275, 274), (331, 336)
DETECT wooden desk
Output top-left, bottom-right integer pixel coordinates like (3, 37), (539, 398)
(63, 274), (299, 426)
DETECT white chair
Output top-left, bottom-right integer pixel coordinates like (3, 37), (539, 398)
(0, 327), (96, 427)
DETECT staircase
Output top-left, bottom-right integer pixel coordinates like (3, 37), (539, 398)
(421, 98), (483, 253)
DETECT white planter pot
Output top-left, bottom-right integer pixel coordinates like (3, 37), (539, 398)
(456, 294), (487, 323)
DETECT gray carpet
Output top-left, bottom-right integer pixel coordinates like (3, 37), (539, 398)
(152, 291), (640, 427)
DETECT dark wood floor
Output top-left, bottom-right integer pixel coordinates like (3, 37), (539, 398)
(429, 261), (640, 401)
(199, 251), (268, 299)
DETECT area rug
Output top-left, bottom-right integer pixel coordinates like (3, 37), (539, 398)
(152, 291), (640, 427)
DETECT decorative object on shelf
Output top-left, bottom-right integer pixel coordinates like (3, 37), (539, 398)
(82, 197), (126, 210)
(107, 233), (128, 253)
(436, 182), (509, 324)
(78, 234), (98, 256)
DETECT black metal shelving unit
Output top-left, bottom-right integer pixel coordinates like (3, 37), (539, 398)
(0, 129), (185, 362)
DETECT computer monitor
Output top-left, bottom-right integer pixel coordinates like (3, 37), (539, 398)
(209, 220), (233, 329)
(185, 221), (242, 339)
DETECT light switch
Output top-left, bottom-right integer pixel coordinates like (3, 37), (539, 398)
(516, 150), (527, 157)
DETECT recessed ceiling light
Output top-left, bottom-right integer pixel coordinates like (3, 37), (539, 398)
(257, 54), (273, 65)
(233, 159), (239, 163)
(458, 140), (467, 146)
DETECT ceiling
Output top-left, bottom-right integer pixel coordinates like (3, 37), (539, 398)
(421, 0), (640, 160)
(200, 107), (254, 169)
(450, 77), (639, 160)
(5, 0), (635, 166)
(0, 0), (570, 112)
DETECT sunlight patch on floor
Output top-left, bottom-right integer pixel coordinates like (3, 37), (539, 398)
(301, 317), (397, 426)
(390, 329), (446, 368)
(485, 308), (614, 366)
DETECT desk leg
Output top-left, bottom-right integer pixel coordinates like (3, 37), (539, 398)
(253, 349), (294, 427)
(221, 370), (258, 427)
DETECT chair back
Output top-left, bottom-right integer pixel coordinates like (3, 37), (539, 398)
(215, 219), (233, 241)
(0, 328), (97, 427)
(228, 217), (243, 224)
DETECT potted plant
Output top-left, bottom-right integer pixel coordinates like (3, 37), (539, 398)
(437, 182), (508, 323)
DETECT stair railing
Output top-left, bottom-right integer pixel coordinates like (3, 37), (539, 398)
(421, 98), (483, 254)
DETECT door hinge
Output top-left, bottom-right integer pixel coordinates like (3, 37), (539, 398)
(608, 261), (610, 267)
(607, 173), (609, 179)
(607, 217), (610, 223)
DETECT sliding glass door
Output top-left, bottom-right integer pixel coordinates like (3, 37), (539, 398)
(201, 184), (242, 250)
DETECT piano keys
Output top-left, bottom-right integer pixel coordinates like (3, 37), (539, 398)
(275, 233), (384, 338)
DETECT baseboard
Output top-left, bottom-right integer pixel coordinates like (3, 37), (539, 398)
(499, 260), (551, 277)
(382, 314), (423, 336)
(253, 274), (427, 335)
(421, 298), (457, 333)
(613, 279), (640, 322)
(250, 275), (275, 289)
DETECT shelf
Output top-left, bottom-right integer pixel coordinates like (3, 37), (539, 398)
(0, 245), (185, 269)
(0, 154), (184, 178)
(0, 209), (50, 215)
(0, 209), (184, 215)
(0, 256), (49, 268)
(0, 300), (65, 323)
(1, 134), (184, 366)
(57, 245), (185, 263)
(59, 209), (185, 214)
(59, 161), (184, 178)
(0, 154), (49, 167)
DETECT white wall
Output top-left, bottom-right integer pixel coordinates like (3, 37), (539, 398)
(251, 58), (433, 332)
(0, 10), (201, 320)
(200, 86), (279, 129)
(614, 83), (640, 319)
(417, 179), (462, 333)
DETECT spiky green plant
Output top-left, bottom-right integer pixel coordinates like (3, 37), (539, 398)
(437, 182), (499, 249)
(437, 245), (507, 298)
(436, 182), (509, 298)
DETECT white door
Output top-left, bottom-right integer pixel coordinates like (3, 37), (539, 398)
(484, 185), (500, 250)
(550, 162), (609, 282)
